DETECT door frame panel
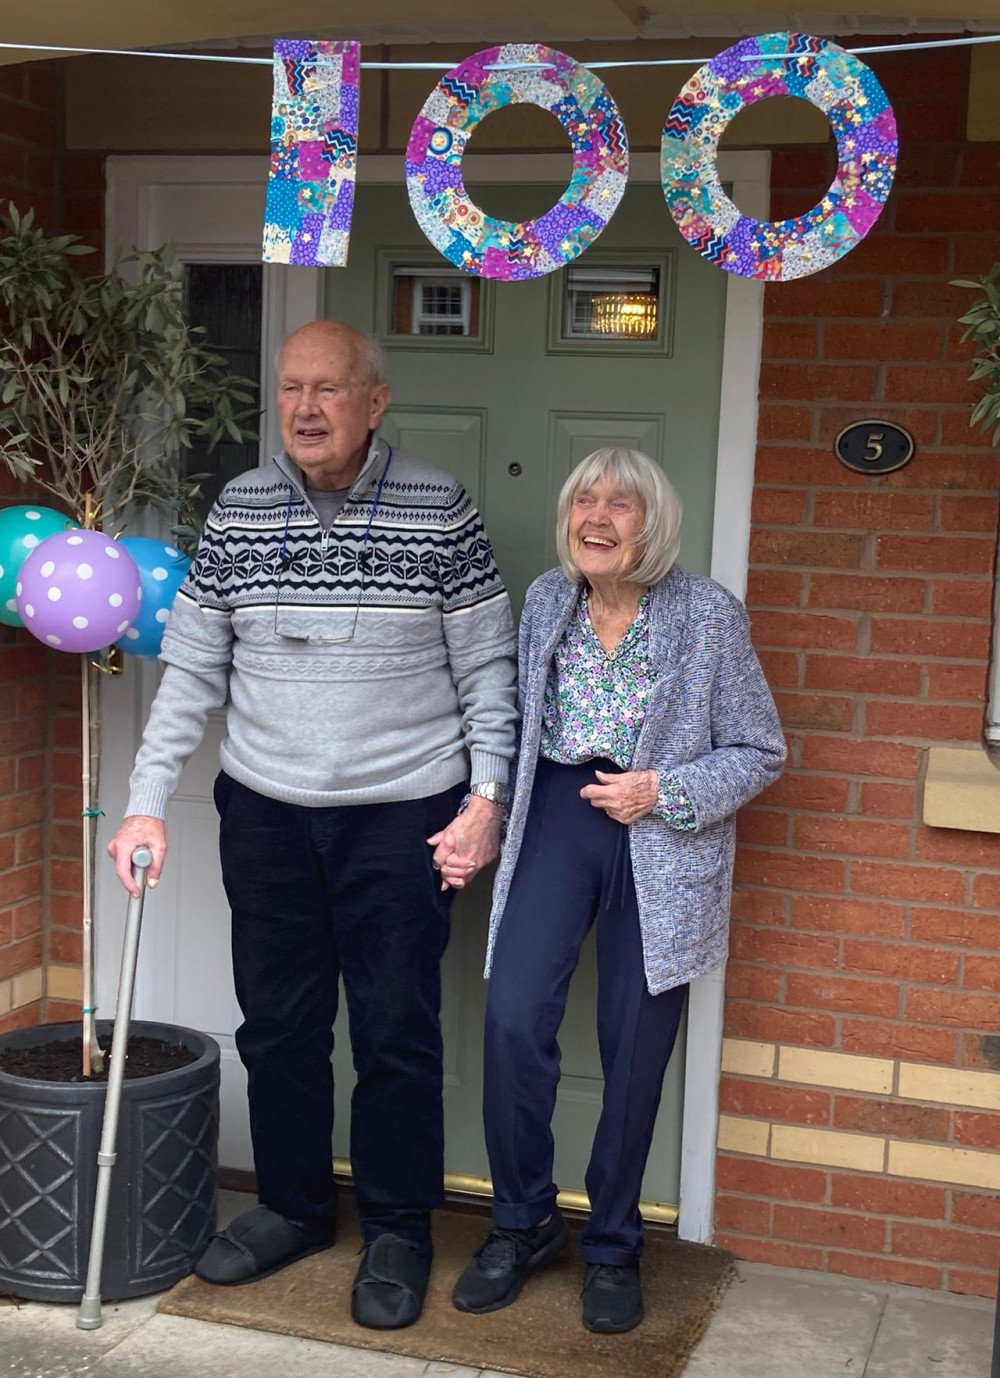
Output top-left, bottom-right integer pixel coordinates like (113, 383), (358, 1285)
(99, 148), (768, 1243)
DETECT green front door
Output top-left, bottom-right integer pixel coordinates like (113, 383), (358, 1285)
(324, 179), (728, 1213)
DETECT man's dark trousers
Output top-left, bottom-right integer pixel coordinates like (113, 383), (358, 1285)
(215, 771), (465, 1253)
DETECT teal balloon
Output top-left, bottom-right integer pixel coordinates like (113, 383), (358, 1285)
(116, 537), (191, 659)
(0, 504), (76, 628)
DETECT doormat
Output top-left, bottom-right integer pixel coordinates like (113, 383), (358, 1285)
(159, 1209), (735, 1378)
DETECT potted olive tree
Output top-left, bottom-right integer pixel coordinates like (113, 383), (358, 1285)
(0, 204), (255, 1301)
(955, 263), (1000, 442)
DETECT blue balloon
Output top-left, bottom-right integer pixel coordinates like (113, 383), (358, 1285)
(0, 504), (77, 627)
(116, 538), (191, 659)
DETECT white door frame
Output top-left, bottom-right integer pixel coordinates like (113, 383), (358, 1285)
(99, 148), (768, 1244)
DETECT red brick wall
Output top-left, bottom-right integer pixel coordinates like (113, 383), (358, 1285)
(0, 59), (103, 1033)
(719, 46), (1000, 1296)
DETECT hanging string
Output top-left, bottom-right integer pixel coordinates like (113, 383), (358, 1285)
(737, 33), (1000, 61)
(0, 30), (999, 71)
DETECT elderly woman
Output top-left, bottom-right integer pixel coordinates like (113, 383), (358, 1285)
(450, 448), (785, 1334)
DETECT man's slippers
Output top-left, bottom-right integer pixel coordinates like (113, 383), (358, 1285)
(351, 1233), (431, 1329)
(194, 1204), (335, 1285)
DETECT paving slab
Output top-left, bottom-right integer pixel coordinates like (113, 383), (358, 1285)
(82, 1314), (448, 1378)
(0, 1189), (249, 1378)
(683, 1262), (885, 1378)
(863, 1288), (994, 1378)
(0, 1294), (159, 1378)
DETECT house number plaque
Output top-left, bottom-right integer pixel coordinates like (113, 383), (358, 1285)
(834, 420), (914, 475)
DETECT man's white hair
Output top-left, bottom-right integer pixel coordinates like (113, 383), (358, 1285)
(276, 322), (386, 388)
(357, 335), (386, 388)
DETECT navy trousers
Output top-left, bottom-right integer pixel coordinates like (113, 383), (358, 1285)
(484, 758), (688, 1266)
(214, 771), (465, 1251)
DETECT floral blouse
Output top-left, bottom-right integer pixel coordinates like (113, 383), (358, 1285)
(539, 590), (697, 829)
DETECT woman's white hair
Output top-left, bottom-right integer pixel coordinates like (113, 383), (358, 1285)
(555, 447), (683, 587)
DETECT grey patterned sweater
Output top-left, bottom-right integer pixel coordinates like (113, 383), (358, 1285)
(485, 566), (786, 995)
(127, 438), (517, 818)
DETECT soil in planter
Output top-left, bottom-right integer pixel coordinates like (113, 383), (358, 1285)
(0, 1035), (198, 1083)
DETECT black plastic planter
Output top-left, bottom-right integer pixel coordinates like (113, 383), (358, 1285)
(0, 1018), (220, 1303)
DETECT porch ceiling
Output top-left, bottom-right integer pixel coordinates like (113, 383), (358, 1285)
(0, 0), (996, 66)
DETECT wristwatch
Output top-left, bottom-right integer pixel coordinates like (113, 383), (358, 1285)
(469, 781), (511, 810)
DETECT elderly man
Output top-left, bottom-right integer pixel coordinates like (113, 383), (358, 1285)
(108, 320), (517, 1329)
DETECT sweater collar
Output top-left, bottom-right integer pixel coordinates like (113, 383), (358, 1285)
(274, 434), (389, 500)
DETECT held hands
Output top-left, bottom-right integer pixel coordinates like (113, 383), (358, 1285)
(427, 795), (503, 891)
(107, 815), (167, 897)
(580, 769), (658, 824)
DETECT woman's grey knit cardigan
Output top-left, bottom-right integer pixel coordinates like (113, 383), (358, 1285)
(485, 565), (787, 995)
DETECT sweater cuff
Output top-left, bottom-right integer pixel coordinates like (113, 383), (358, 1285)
(125, 782), (171, 821)
(654, 770), (697, 830)
(469, 750), (510, 788)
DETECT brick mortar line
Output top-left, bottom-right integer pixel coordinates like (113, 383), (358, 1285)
(753, 562), (994, 572)
(735, 838), (999, 860)
(730, 937), (1000, 958)
(716, 1187), (985, 1226)
(750, 515), (996, 527)
(755, 402), (986, 410)
(718, 1121), (1000, 1160)
(716, 1220), (994, 1269)
(754, 601), (992, 611)
(760, 687), (989, 697)
(724, 1063), (1000, 1099)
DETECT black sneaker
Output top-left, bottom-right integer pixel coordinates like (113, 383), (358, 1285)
(452, 1207), (569, 1313)
(581, 1262), (643, 1333)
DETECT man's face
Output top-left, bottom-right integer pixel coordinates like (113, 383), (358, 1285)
(277, 331), (389, 488)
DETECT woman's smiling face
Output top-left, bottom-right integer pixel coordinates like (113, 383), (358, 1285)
(568, 477), (645, 584)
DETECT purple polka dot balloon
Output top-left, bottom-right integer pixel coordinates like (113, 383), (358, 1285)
(15, 529), (142, 653)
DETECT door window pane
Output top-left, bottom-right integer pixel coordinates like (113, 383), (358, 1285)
(565, 265), (660, 340)
(546, 252), (674, 357)
(392, 267), (479, 337)
(182, 263), (262, 519)
(376, 251), (494, 353)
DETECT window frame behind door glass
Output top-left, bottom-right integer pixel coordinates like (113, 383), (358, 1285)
(375, 248), (495, 355)
(545, 248), (675, 359)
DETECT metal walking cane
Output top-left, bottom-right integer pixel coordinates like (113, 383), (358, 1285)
(77, 846), (154, 1331)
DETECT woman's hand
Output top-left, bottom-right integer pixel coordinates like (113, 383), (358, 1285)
(580, 769), (658, 824)
(427, 795), (503, 891)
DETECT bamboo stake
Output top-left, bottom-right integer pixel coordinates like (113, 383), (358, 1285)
(80, 494), (104, 1078)
(81, 655), (95, 1078)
